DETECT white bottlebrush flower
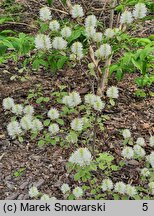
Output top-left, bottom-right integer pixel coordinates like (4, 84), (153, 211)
(31, 119), (43, 132)
(20, 115), (32, 131)
(84, 94), (97, 105)
(92, 32), (103, 43)
(106, 86), (119, 99)
(12, 104), (23, 115)
(147, 152), (154, 168)
(71, 118), (83, 131)
(40, 194), (50, 201)
(52, 37), (67, 50)
(69, 148), (92, 166)
(122, 129), (131, 139)
(120, 11), (133, 24)
(23, 105), (34, 116)
(48, 108), (59, 120)
(101, 179), (113, 191)
(62, 92), (81, 108)
(85, 15), (97, 28)
(2, 97), (14, 110)
(136, 137), (145, 146)
(126, 184), (137, 197)
(149, 136), (154, 147)
(35, 34), (52, 50)
(95, 44), (112, 59)
(71, 42), (83, 59)
(93, 96), (105, 112)
(121, 147), (134, 159)
(39, 7), (52, 21)
(114, 182), (126, 195)
(134, 145), (146, 158)
(133, 3), (147, 19)
(48, 123), (59, 135)
(49, 20), (60, 31)
(141, 168), (150, 177)
(73, 187), (83, 199)
(7, 121), (22, 139)
(104, 28), (115, 38)
(71, 4), (84, 19)
(29, 186), (39, 198)
(85, 26), (96, 38)
(149, 182), (154, 195)
(61, 26), (72, 38)
(61, 183), (70, 194)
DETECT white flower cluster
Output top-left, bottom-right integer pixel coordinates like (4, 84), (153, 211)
(95, 44), (112, 59)
(85, 26), (96, 38)
(120, 11), (133, 24)
(134, 144), (146, 158)
(20, 115), (32, 131)
(62, 92), (81, 108)
(61, 26), (72, 38)
(133, 3), (147, 19)
(101, 179), (113, 191)
(136, 137), (145, 146)
(102, 180), (137, 197)
(29, 186), (39, 198)
(48, 108), (59, 120)
(2, 97), (14, 110)
(84, 94), (105, 111)
(114, 181), (126, 195)
(122, 129), (131, 139)
(149, 182), (154, 195)
(52, 37), (67, 50)
(3, 98), (43, 138)
(126, 184), (137, 197)
(85, 15), (97, 28)
(69, 148), (92, 166)
(71, 42), (83, 60)
(12, 104), (23, 115)
(61, 183), (70, 194)
(121, 147), (134, 159)
(73, 186), (83, 198)
(149, 136), (154, 147)
(7, 121), (22, 139)
(40, 194), (50, 201)
(106, 86), (119, 99)
(31, 119), (43, 132)
(39, 7), (52, 21)
(71, 118), (83, 132)
(35, 34), (52, 50)
(24, 105), (34, 115)
(48, 123), (59, 135)
(49, 20), (60, 31)
(104, 28), (115, 38)
(141, 168), (150, 177)
(92, 32), (103, 43)
(71, 4), (84, 19)
(147, 152), (154, 168)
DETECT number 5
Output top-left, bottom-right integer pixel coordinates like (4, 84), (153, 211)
(142, 203), (148, 211)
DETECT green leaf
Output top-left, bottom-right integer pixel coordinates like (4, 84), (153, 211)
(44, 119), (51, 126)
(56, 119), (64, 126)
(47, 0), (53, 5)
(57, 56), (68, 70)
(38, 140), (45, 147)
